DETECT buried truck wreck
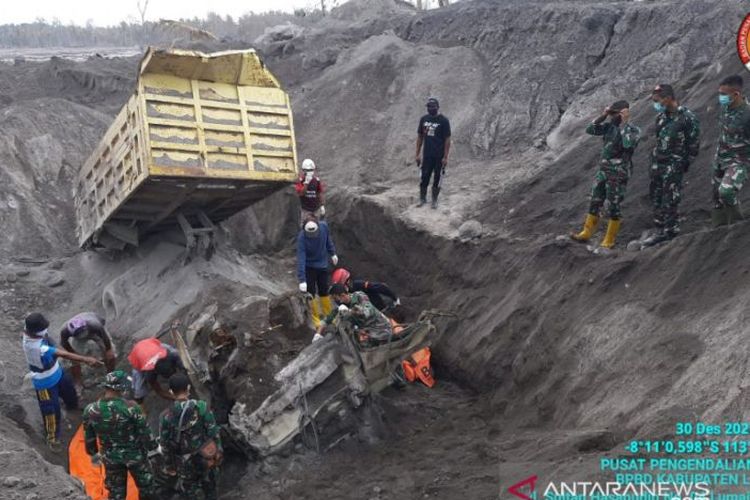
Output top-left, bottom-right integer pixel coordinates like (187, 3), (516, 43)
(226, 310), (440, 456)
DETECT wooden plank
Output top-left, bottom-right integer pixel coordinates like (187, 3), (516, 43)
(148, 165), (295, 181)
(145, 117), (292, 137)
(144, 93), (290, 116)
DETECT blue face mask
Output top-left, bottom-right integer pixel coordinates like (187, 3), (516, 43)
(719, 94), (732, 106)
(653, 102), (666, 113)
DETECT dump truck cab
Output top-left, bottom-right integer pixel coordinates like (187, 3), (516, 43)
(228, 311), (438, 456)
(75, 48), (298, 250)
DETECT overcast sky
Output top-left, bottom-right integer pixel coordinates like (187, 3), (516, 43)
(0, 0), (321, 26)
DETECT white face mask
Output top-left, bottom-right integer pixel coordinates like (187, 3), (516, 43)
(304, 172), (314, 184)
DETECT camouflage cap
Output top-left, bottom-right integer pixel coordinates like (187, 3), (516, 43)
(102, 370), (131, 392)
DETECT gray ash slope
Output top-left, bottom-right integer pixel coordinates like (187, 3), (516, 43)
(0, 0), (748, 499)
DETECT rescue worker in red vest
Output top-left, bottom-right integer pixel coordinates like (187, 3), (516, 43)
(295, 158), (325, 224)
(330, 268), (400, 312)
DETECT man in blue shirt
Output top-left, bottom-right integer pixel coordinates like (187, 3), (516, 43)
(297, 216), (338, 327)
(22, 312), (102, 451)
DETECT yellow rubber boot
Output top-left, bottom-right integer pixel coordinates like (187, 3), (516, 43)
(571, 214), (599, 242)
(319, 295), (334, 318)
(600, 219), (621, 249)
(310, 297), (322, 328)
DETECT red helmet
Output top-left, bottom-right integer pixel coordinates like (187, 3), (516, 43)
(331, 268), (351, 285)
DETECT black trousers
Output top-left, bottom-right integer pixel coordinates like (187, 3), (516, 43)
(420, 157), (443, 201)
(305, 267), (329, 296)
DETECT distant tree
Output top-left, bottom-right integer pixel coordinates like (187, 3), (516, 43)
(136, 0), (150, 25)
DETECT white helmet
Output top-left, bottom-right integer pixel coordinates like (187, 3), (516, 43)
(301, 158), (316, 172)
(304, 220), (319, 234)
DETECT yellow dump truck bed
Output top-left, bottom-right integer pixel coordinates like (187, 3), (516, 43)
(75, 48), (298, 248)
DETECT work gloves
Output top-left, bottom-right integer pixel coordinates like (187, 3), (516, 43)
(312, 333), (324, 343)
(395, 298), (401, 306)
(320, 205), (326, 217)
(331, 255), (339, 266)
(338, 304), (350, 314)
(299, 282), (308, 293)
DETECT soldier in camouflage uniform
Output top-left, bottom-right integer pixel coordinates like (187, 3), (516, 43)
(82, 370), (158, 500)
(645, 84), (700, 244)
(712, 74), (750, 225)
(314, 283), (394, 345)
(160, 373), (222, 500)
(571, 100), (641, 249)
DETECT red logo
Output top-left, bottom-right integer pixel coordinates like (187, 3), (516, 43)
(508, 475), (538, 500)
(737, 13), (750, 71)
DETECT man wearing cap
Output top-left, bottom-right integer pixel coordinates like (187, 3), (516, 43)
(295, 158), (326, 224)
(83, 370), (159, 500)
(128, 338), (184, 403)
(297, 215), (338, 328)
(60, 311), (116, 386)
(645, 84), (700, 244)
(712, 74), (750, 225)
(22, 313), (102, 451)
(416, 97), (452, 209)
(571, 100), (641, 250)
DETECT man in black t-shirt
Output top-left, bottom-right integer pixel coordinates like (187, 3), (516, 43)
(416, 97), (452, 208)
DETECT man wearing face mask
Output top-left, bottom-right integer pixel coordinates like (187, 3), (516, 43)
(571, 100), (641, 250)
(643, 84), (700, 245)
(416, 97), (451, 209)
(295, 158), (325, 224)
(712, 74), (750, 225)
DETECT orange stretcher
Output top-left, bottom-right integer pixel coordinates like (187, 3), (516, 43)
(68, 425), (139, 500)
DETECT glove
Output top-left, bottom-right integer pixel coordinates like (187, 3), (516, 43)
(331, 255), (339, 266)
(338, 304), (350, 314)
(299, 282), (307, 293)
(319, 205), (326, 217)
(91, 453), (102, 466)
(395, 298), (401, 306)
(312, 333), (324, 343)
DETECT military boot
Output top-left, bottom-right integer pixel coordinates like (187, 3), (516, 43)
(571, 214), (599, 242)
(727, 203), (744, 225)
(599, 219), (622, 249)
(712, 207), (728, 227)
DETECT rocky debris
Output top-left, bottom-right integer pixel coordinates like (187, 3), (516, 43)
(458, 220), (483, 240)
(3, 476), (21, 487)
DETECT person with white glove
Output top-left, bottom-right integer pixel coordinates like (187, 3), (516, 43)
(297, 215), (338, 328)
(295, 158), (327, 224)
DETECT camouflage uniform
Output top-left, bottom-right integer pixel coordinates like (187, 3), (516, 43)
(83, 372), (158, 500)
(160, 399), (222, 500)
(713, 100), (750, 207)
(585, 121), (641, 219)
(322, 291), (393, 344)
(650, 106), (700, 234)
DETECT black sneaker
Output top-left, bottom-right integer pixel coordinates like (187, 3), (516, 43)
(431, 199), (438, 209)
(417, 199), (427, 207)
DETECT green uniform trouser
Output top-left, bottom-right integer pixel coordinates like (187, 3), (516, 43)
(713, 161), (748, 207)
(588, 159), (629, 220)
(177, 455), (218, 500)
(105, 460), (156, 500)
(649, 160), (684, 234)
